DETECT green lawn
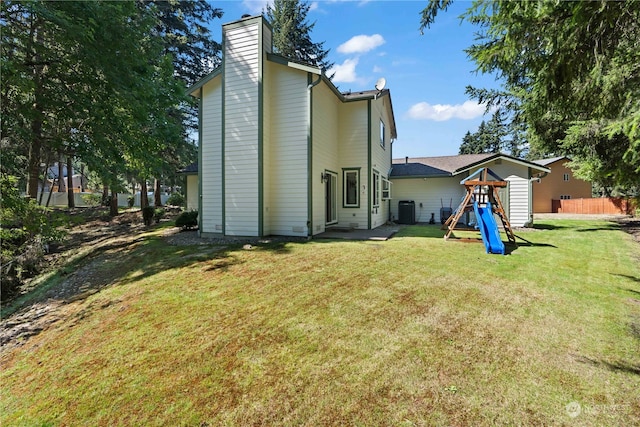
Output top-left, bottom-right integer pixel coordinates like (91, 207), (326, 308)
(2, 219), (639, 426)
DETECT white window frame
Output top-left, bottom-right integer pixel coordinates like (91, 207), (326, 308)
(563, 173), (570, 181)
(343, 168), (360, 208)
(372, 170), (380, 207)
(382, 177), (392, 200)
(380, 120), (386, 149)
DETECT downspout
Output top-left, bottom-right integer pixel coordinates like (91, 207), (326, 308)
(525, 171), (549, 227)
(307, 73), (322, 238)
(388, 138), (395, 223)
(198, 87), (203, 236)
(387, 164), (394, 223)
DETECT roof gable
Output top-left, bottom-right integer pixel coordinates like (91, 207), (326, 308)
(533, 156), (570, 166)
(391, 153), (550, 178)
(187, 67), (221, 96)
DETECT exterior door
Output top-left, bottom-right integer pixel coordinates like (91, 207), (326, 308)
(325, 171), (337, 224)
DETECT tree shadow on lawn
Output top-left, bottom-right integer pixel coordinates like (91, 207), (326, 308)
(614, 274), (640, 284)
(575, 355), (640, 376)
(102, 236), (301, 288)
(532, 223), (569, 230)
(0, 233), (305, 352)
(574, 221), (622, 232)
(396, 225), (558, 255)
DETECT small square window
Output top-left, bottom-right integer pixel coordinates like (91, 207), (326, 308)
(563, 173), (570, 181)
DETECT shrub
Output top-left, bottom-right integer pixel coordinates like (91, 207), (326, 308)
(166, 193), (185, 207)
(81, 193), (101, 207)
(127, 196), (135, 208)
(1, 175), (66, 301)
(153, 208), (165, 224)
(142, 206), (155, 226)
(175, 210), (198, 230)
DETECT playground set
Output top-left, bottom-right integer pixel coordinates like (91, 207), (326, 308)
(442, 168), (516, 255)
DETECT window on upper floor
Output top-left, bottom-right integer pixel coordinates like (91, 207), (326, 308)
(563, 173), (570, 181)
(380, 120), (386, 149)
(560, 194), (572, 200)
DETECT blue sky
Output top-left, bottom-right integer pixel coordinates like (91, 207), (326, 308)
(211, 1), (500, 158)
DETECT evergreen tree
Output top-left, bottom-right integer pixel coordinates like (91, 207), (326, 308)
(422, 0), (640, 193)
(459, 110), (526, 156)
(458, 131), (477, 155)
(138, 1), (222, 205)
(265, 0), (334, 73)
(1, 0), (216, 203)
(142, 0), (223, 88)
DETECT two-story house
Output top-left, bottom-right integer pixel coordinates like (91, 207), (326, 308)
(532, 156), (592, 213)
(188, 15), (396, 237)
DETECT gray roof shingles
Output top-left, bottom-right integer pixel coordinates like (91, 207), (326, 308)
(391, 154), (494, 178)
(533, 156), (568, 166)
(178, 162), (198, 174)
(390, 153), (549, 178)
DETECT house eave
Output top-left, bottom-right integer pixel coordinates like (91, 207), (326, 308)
(389, 174), (450, 180)
(267, 53), (322, 75)
(453, 153), (551, 176)
(187, 67), (222, 96)
(265, 53), (398, 139)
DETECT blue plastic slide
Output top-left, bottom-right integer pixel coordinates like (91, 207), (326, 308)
(473, 201), (505, 255)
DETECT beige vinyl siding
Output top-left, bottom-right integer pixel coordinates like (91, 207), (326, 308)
(506, 175), (530, 227)
(337, 101), (368, 228)
(370, 95), (393, 227)
(311, 82), (340, 234)
(201, 78), (223, 234)
(185, 175), (199, 212)
(223, 22), (260, 236)
(390, 177), (464, 224)
(262, 20), (272, 54)
(467, 162), (532, 226)
(532, 159), (592, 213)
(266, 62), (309, 236)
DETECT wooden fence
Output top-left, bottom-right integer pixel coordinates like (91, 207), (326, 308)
(552, 197), (637, 215)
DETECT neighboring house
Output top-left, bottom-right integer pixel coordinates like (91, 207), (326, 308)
(532, 156), (592, 213)
(177, 162), (199, 211)
(389, 154), (551, 227)
(188, 15), (396, 237)
(43, 163), (86, 193)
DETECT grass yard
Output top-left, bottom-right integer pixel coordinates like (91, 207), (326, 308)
(1, 219), (639, 426)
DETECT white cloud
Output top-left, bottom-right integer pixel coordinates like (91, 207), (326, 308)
(337, 34), (385, 54)
(328, 58), (359, 83)
(242, 0), (270, 15)
(373, 65), (383, 73)
(407, 100), (487, 122)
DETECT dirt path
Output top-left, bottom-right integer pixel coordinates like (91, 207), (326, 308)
(0, 209), (173, 353)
